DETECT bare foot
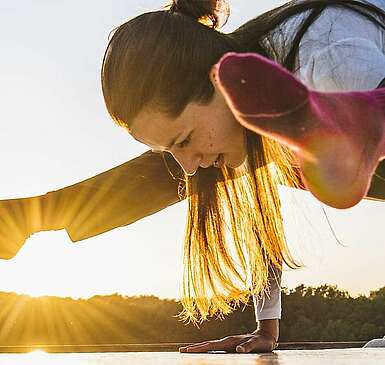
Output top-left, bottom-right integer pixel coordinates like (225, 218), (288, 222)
(214, 52), (385, 208)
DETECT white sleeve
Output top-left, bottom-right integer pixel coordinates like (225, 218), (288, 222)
(252, 264), (282, 320)
(298, 37), (385, 91)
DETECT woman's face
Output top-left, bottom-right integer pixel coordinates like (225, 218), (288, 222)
(130, 73), (247, 176)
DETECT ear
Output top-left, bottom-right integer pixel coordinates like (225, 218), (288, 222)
(209, 65), (218, 86)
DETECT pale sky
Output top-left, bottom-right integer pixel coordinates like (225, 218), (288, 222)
(0, 0), (384, 300)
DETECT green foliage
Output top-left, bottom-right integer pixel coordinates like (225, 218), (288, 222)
(0, 285), (383, 345)
(280, 285), (385, 342)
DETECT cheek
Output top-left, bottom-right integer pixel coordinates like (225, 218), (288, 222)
(197, 117), (238, 152)
(202, 128), (230, 152)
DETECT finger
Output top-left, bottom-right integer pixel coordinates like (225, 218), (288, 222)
(236, 335), (275, 353)
(180, 339), (226, 353)
(184, 338), (235, 353)
(236, 337), (261, 353)
(181, 342), (218, 353)
(183, 335), (254, 353)
(179, 341), (211, 353)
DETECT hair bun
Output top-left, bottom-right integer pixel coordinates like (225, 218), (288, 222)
(167, 0), (229, 29)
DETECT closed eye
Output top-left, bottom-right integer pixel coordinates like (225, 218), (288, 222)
(177, 133), (192, 148)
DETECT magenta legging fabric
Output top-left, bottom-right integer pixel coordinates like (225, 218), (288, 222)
(215, 52), (385, 209)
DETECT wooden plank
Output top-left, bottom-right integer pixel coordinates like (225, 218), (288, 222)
(1, 349), (385, 365)
(0, 342), (367, 353)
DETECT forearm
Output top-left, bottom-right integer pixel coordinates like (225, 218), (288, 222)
(253, 262), (282, 316)
(31, 150), (183, 240)
(252, 263), (281, 342)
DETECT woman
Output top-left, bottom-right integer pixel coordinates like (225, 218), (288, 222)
(1, 0), (384, 354)
(100, 0), (385, 353)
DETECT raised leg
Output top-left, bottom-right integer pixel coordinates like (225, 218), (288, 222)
(215, 52), (385, 209)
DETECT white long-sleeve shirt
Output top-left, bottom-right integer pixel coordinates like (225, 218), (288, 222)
(254, 0), (385, 321)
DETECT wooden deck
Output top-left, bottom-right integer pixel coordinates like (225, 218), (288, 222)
(0, 348), (384, 365)
(0, 341), (367, 353)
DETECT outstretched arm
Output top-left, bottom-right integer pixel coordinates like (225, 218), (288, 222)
(1, 147), (384, 259)
(0, 150), (181, 259)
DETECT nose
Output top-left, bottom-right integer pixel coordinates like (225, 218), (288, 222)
(169, 149), (200, 176)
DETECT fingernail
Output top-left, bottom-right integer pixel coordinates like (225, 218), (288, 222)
(236, 345), (245, 353)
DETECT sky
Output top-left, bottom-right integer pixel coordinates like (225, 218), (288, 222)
(0, 0), (384, 301)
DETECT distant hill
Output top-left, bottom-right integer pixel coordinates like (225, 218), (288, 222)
(0, 284), (383, 345)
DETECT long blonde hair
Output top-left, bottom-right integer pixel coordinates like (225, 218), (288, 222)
(180, 131), (301, 323)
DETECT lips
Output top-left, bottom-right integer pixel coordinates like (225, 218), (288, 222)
(213, 153), (225, 168)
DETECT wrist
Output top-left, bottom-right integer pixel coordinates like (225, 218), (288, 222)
(254, 319), (279, 342)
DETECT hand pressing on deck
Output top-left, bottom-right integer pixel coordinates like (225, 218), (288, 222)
(179, 319), (278, 353)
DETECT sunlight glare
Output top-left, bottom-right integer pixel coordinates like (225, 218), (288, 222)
(21, 350), (69, 365)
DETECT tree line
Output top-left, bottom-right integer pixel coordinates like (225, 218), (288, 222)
(0, 284), (383, 345)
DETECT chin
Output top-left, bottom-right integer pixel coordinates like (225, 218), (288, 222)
(225, 154), (247, 168)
